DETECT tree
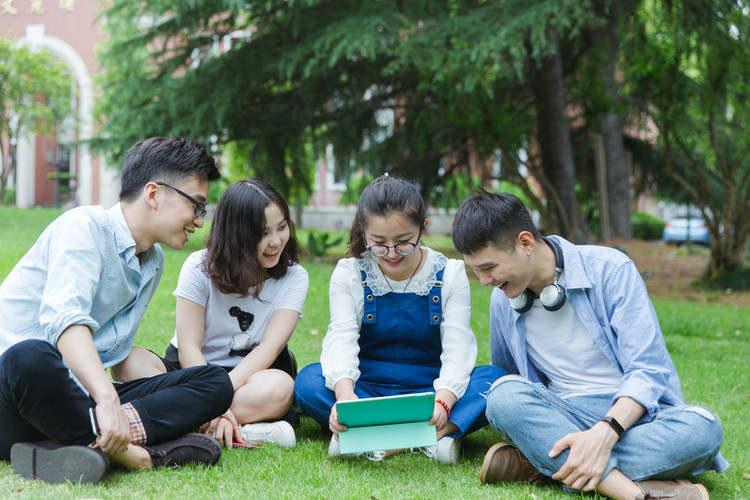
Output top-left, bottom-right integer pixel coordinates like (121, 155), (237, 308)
(0, 39), (72, 203)
(625, 0), (750, 276)
(95, 0), (604, 233)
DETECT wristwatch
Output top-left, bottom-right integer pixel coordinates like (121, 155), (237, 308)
(598, 416), (624, 440)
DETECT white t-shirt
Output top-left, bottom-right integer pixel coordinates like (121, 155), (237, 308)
(170, 249), (309, 367)
(524, 276), (622, 398)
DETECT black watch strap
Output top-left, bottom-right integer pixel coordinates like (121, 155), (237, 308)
(598, 416), (624, 440)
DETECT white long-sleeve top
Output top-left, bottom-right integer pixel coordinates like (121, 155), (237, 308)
(320, 247), (477, 399)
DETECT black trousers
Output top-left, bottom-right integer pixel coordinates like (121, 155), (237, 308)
(0, 340), (234, 460)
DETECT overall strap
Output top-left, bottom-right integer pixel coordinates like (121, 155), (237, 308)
(428, 267), (445, 325)
(360, 269), (377, 324)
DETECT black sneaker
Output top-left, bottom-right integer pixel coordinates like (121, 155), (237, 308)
(142, 433), (221, 469)
(10, 441), (109, 485)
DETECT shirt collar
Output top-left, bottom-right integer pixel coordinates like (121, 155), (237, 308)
(547, 235), (592, 290)
(107, 202), (137, 254)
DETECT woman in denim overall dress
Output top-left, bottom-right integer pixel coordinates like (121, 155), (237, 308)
(295, 175), (506, 464)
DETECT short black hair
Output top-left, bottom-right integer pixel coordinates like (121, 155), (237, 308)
(119, 136), (220, 201)
(452, 191), (541, 254)
(349, 175), (426, 257)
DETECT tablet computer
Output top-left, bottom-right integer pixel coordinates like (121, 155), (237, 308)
(336, 392), (438, 454)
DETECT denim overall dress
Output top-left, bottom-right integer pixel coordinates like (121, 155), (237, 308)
(294, 258), (507, 437)
(356, 268), (445, 392)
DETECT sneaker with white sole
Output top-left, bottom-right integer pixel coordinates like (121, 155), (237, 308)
(241, 421), (296, 448)
(327, 436), (386, 461)
(412, 436), (461, 464)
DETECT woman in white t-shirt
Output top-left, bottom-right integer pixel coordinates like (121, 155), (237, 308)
(113, 179), (309, 449)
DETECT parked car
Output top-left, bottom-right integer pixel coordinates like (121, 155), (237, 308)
(662, 216), (711, 245)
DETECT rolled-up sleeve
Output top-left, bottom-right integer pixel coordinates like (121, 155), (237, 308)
(606, 260), (675, 420)
(39, 215), (103, 345)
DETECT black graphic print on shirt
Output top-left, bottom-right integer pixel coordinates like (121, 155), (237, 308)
(228, 306), (257, 357)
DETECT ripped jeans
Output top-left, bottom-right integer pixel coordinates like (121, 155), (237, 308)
(485, 376), (725, 482)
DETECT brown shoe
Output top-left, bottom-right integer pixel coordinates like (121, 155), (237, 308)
(479, 442), (540, 484)
(636, 478), (709, 500)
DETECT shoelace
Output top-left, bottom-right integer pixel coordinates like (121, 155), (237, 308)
(358, 450), (386, 461)
(409, 446), (437, 458)
(242, 428), (274, 442)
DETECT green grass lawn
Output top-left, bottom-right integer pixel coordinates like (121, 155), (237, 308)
(0, 206), (748, 499)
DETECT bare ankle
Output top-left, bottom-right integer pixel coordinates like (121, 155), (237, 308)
(108, 445), (153, 470)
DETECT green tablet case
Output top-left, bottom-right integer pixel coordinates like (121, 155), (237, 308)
(336, 392), (438, 454)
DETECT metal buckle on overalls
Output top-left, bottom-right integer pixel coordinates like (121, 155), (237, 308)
(432, 280), (443, 287)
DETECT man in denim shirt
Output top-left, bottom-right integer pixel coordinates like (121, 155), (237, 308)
(452, 192), (727, 500)
(0, 137), (234, 485)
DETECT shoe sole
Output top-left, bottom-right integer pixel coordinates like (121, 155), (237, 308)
(480, 442), (504, 484)
(10, 443), (106, 485)
(675, 478), (709, 500)
(183, 433), (222, 466)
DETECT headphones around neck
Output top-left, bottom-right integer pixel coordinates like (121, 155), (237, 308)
(509, 236), (566, 314)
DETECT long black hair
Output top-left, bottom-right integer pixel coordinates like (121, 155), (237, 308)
(203, 178), (301, 297)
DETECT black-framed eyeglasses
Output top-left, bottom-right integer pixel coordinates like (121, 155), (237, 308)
(364, 228), (422, 257)
(156, 182), (207, 218)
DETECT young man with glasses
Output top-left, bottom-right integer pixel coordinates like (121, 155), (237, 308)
(0, 137), (235, 485)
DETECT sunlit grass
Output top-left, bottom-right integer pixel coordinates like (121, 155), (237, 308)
(0, 206), (747, 499)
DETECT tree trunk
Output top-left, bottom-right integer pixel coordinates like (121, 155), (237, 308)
(593, 1), (631, 240)
(601, 113), (631, 238)
(0, 143), (16, 204)
(533, 37), (579, 240)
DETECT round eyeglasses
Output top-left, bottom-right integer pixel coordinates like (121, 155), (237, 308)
(156, 182), (207, 218)
(363, 229), (422, 257)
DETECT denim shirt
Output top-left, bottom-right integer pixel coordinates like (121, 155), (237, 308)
(489, 235), (687, 422)
(0, 204), (163, 368)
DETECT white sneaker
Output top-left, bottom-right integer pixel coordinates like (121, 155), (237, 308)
(241, 421), (296, 448)
(412, 436), (461, 464)
(328, 436), (385, 461)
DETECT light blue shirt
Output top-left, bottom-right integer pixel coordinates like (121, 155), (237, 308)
(0, 204), (163, 368)
(490, 235), (687, 421)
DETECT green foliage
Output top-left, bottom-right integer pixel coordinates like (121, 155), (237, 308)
(305, 229), (344, 258)
(624, 0), (750, 274)
(93, 0), (605, 225)
(631, 211), (665, 241)
(340, 173), (375, 206)
(428, 172), (477, 210)
(0, 39), (73, 201)
(2, 186), (15, 205)
(699, 267), (750, 292)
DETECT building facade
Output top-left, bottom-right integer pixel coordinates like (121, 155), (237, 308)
(1, 0), (119, 208)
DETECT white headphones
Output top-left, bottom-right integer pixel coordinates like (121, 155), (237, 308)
(509, 236), (566, 313)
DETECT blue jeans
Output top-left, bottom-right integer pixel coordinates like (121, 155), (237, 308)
(485, 377), (724, 482)
(294, 362), (505, 438)
(0, 340), (234, 460)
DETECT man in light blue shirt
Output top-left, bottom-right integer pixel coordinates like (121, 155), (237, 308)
(0, 137), (234, 485)
(452, 192), (727, 500)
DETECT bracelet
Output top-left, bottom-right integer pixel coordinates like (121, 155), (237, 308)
(435, 399), (451, 420)
(598, 416), (624, 441)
